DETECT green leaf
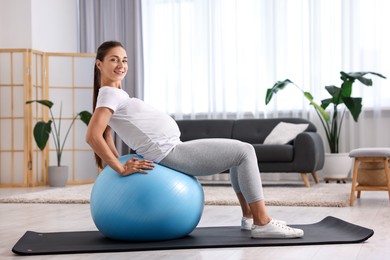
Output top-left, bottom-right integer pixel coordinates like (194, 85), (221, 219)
(325, 85), (343, 105)
(303, 91), (314, 101)
(26, 99), (54, 109)
(310, 101), (330, 122)
(302, 92), (330, 121)
(79, 111), (92, 125)
(356, 76), (372, 86)
(340, 80), (353, 97)
(340, 71), (386, 86)
(340, 71), (359, 81)
(343, 97), (362, 122)
(362, 72), (386, 79)
(321, 98), (333, 110)
(265, 79), (293, 104)
(33, 120), (52, 150)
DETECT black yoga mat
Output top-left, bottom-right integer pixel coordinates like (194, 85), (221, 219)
(12, 216), (373, 256)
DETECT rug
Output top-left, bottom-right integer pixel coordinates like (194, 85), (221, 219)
(0, 183), (350, 207)
(12, 216), (374, 255)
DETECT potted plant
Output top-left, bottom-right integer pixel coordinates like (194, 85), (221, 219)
(265, 71), (386, 180)
(26, 100), (92, 187)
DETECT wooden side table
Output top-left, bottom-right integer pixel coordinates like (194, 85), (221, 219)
(349, 148), (390, 206)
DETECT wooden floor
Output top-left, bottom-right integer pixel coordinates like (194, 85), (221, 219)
(1, 184), (389, 260)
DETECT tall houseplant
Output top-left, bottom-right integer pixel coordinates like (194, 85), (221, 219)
(265, 71), (386, 153)
(265, 71), (386, 181)
(26, 100), (92, 186)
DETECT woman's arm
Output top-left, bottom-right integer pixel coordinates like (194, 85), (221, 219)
(86, 107), (154, 176)
(104, 126), (120, 158)
(86, 107), (124, 173)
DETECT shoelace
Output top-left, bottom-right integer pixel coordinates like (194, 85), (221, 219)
(270, 220), (297, 231)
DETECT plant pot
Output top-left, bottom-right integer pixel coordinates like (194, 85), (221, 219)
(320, 153), (353, 182)
(48, 166), (69, 187)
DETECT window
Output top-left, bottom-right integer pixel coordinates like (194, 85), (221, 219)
(142, 0), (390, 118)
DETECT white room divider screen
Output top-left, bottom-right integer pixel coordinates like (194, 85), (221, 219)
(46, 53), (98, 185)
(0, 49), (97, 187)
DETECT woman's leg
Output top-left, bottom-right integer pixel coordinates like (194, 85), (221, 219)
(160, 138), (303, 238)
(236, 192), (252, 218)
(230, 166), (255, 224)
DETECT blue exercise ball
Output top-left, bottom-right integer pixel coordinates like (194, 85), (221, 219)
(90, 154), (204, 241)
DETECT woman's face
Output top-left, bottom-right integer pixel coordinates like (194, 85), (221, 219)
(96, 46), (128, 87)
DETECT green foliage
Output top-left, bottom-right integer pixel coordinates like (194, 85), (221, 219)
(265, 71), (386, 153)
(26, 100), (92, 166)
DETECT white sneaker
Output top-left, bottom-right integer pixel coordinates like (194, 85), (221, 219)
(241, 217), (287, 231)
(251, 219), (304, 238)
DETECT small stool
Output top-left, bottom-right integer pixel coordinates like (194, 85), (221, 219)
(349, 148), (390, 206)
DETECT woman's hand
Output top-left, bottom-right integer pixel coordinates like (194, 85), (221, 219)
(121, 157), (155, 176)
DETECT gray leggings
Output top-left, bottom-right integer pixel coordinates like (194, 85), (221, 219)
(159, 139), (264, 203)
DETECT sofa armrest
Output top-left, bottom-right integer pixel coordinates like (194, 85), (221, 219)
(293, 132), (325, 172)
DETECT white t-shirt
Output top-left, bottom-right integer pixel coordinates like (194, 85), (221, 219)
(96, 86), (182, 162)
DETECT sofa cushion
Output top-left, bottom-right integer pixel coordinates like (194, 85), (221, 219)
(263, 122), (309, 145)
(253, 144), (294, 162)
(232, 118), (316, 144)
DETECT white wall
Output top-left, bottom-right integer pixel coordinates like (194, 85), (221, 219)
(31, 0), (78, 52)
(0, 0), (78, 52)
(0, 0), (32, 49)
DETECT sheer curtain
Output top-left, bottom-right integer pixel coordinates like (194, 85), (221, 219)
(141, 0), (390, 153)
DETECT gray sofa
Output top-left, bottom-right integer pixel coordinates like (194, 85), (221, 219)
(176, 118), (325, 187)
